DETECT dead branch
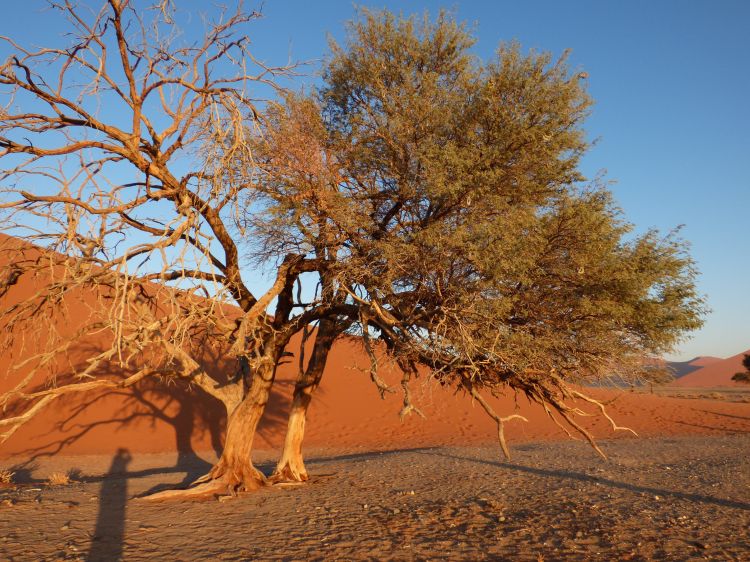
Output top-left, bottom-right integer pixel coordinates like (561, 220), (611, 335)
(464, 381), (528, 460)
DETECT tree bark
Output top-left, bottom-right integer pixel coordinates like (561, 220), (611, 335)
(273, 319), (337, 482)
(143, 358), (276, 500)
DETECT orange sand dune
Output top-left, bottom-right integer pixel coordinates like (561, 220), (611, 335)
(2, 235), (749, 461)
(2, 329), (749, 460)
(672, 349), (749, 388)
(667, 355), (722, 378)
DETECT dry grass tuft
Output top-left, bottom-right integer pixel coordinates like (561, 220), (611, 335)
(47, 471), (74, 486)
(0, 469), (15, 484)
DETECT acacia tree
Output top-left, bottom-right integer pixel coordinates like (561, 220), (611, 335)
(732, 355), (750, 384)
(251, 10), (706, 463)
(0, 3), (706, 498)
(0, 0), (343, 497)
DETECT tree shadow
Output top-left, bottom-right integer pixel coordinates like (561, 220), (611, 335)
(304, 446), (443, 466)
(699, 410), (750, 421)
(420, 450), (750, 511)
(673, 419), (750, 433)
(3, 339), (295, 489)
(87, 448), (132, 562)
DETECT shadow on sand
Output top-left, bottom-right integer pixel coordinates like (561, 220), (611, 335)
(418, 450), (750, 512)
(87, 448), (132, 562)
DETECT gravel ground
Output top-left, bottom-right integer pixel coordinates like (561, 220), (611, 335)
(1, 434), (749, 561)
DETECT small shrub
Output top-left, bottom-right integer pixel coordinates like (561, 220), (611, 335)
(47, 471), (73, 486)
(707, 392), (726, 401)
(0, 469), (14, 484)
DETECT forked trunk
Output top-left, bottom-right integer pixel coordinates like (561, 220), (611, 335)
(273, 319), (336, 482)
(144, 361), (276, 500)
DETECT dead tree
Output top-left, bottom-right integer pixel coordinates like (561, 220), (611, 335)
(0, 0), (333, 497)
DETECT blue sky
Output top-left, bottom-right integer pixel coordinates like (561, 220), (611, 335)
(2, 1), (748, 360)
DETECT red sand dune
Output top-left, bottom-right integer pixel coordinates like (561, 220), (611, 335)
(2, 235), (749, 461)
(689, 356), (723, 367)
(671, 350), (749, 388)
(666, 356), (722, 378)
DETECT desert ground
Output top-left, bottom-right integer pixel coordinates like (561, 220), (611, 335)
(3, 235), (750, 560)
(1, 377), (749, 561)
(1, 434), (749, 561)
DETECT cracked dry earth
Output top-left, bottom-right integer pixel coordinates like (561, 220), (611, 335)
(1, 434), (749, 561)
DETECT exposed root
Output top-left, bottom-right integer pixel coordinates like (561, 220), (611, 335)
(139, 479), (238, 502)
(139, 464), (268, 501)
(188, 471), (214, 486)
(272, 481), (306, 488)
(270, 459), (309, 483)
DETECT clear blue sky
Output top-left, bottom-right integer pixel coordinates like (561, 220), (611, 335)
(2, 1), (748, 360)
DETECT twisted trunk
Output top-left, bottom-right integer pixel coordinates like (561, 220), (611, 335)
(144, 358), (277, 500)
(273, 319), (337, 482)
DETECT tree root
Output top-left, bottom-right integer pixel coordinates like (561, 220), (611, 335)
(139, 468), (268, 501)
(139, 479), (235, 501)
(270, 460), (309, 484)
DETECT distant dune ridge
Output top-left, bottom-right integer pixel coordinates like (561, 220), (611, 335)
(666, 356), (722, 378)
(671, 350), (750, 388)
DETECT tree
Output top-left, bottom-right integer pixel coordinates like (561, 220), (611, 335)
(251, 9), (705, 459)
(0, 0), (339, 497)
(641, 368), (675, 393)
(0, 3), (706, 500)
(732, 354), (750, 384)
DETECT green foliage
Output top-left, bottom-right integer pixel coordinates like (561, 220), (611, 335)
(251, 9), (706, 425)
(732, 354), (750, 384)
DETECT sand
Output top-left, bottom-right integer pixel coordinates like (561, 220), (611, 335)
(3, 235), (750, 559)
(1, 434), (748, 561)
(673, 350), (749, 388)
(4, 330), (750, 460)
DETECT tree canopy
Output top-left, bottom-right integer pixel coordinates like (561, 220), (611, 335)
(252, 9), (705, 454)
(0, 3), (705, 498)
(732, 354), (750, 384)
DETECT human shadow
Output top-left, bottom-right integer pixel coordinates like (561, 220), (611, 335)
(87, 448), (132, 562)
(420, 450), (750, 512)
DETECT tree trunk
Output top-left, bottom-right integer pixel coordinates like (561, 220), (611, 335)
(143, 360), (276, 500)
(273, 320), (336, 482)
